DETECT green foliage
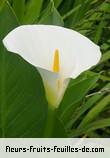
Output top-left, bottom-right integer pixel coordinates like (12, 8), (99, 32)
(12, 0), (25, 22)
(58, 74), (99, 124)
(22, 0), (44, 24)
(0, 1), (48, 137)
(0, 0), (110, 137)
(38, 0), (64, 26)
(53, 0), (63, 8)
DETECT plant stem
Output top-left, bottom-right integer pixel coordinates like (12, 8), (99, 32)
(44, 106), (56, 138)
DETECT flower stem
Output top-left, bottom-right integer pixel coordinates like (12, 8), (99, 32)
(44, 106), (56, 138)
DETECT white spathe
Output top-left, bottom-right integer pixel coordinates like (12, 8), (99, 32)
(3, 25), (101, 108)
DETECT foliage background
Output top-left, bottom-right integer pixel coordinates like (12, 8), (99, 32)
(0, 0), (110, 138)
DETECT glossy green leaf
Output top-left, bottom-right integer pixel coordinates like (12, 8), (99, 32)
(0, 2), (48, 138)
(13, 0), (25, 22)
(44, 108), (67, 138)
(100, 51), (110, 64)
(59, 74), (99, 124)
(94, 14), (105, 44)
(22, 0), (44, 24)
(53, 0), (63, 8)
(53, 116), (67, 137)
(0, 0), (5, 11)
(78, 95), (110, 129)
(38, 0), (64, 26)
(66, 83), (110, 129)
(71, 118), (110, 137)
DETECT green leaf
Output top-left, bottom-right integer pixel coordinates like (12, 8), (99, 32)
(58, 74), (99, 124)
(59, 0), (73, 15)
(86, 118), (110, 133)
(65, 0), (92, 27)
(12, 0), (25, 22)
(94, 14), (106, 44)
(0, 1), (18, 40)
(22, 0), (44, 24)
(66, 83), (110, 129)
(0, 0), (5, 11)
(38, 0), (64, 26)
(53, 116), (67, 137)
(100, 51), (110, 64)
(62, 3), (82, 20)
(78, 95), (110, 129)
(71, 118), (110, 137)
(0, 2), (48, 137)
(101, 43), (110, 51)
(44, 108), (67, 138)
(53, 0), (63, 8)
(99, 2), (110, 12)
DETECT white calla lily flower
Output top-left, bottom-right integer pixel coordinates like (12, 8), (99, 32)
(3, 25), (101, 108)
